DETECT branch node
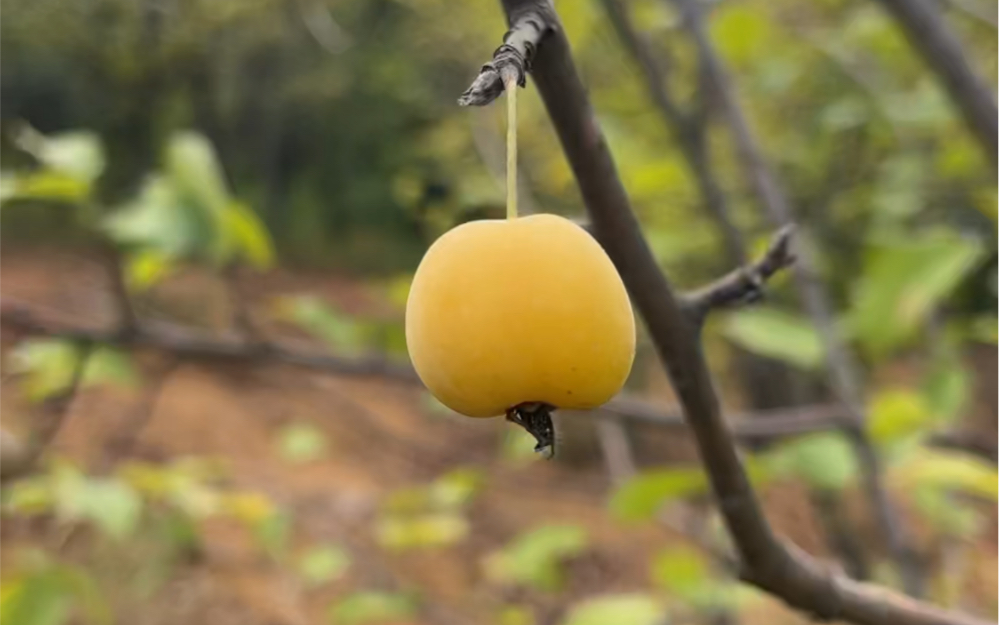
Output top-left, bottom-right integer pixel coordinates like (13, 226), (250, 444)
(458, 13), (549, 107)
(683, 224), (796, 324)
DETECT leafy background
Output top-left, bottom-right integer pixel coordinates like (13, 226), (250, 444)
(1, 0), (996, 624)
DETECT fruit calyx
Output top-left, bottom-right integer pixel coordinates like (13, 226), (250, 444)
(506, 402), (556, 458)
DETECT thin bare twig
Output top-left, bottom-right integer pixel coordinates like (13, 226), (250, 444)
(457, 11), (548, 107)
(473, 2), (987, 623)
(7, 299), (990, 466)
(599, 0), (745, 265)
(594, 418), (637, 484)
(101, 359), (178, 470)
(0, 341), (94, 482)
(0, 302), (417, 383)
(670, 0), (925, 596)
(1, 299), (854, 443)
(873, 0), (997, 166)
(682, 225), (796, 325)
(102, 244), (138, 337)
(928, 431), (998, 464)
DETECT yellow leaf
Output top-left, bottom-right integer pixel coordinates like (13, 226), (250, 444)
(125, 250), (174, 292)
(223, 201), (275, 269)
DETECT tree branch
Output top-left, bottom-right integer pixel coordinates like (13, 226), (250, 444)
(928, 431), (998, 464)
(100, 359), (178, 470)
(670, 0), (926, 596)
(6, 300), (990, 464)
(873, 0), (997, 166)
(457, 6), (550, 107)
(599, 0), (746, 265)
(0, 302), (418, 383)
(681, 224), (795, 325)
(0, 341), (94, 482)
(594, 418), (637, 484)
(473, 2), (988, 623)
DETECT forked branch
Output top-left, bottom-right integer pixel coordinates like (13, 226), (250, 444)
(682, 225), (796, 325)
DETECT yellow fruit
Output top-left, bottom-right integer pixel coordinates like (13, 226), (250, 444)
(405, 214), (635, 418)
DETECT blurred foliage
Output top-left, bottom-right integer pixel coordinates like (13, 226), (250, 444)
(482, 524), (589, 591)
(559, 593), (664, 625)
(376, 468), (483, 550)
(296, 544), (351, 588)
(276, 422), (330, 464)
(327, 590), (418, 625)
(0, 0), (996, 622)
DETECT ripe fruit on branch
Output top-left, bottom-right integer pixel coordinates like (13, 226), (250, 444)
(405, 213), (636, 453)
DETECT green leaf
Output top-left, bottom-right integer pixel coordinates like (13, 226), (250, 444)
(895, 450), (998, 501)
(0, 571), (73, 625)
(650, 547), (709, 600)
(849, 233), (984, 357)
(911, 484), (981, 537)
(124, 249), (175, 292)
(82, 480), (143, 539)
(327, 591), (417, 625)
(276, 423), (328, 464)
(297, 545), (351, 588)
(375, 512), (470, 550)
(560, 594), (664, 625)
(223, 201), (275, 269)
(609, 468), (708, 521)
(923, 360), (969, 424)
(27, 130), (105, 183)
(166, 132), (230, 214)
(866, 389), (931, 446)
(275, 296), (370, 354)
(500, 424), (541, 466)
(710, 5), (774, 65)
(253, 511), (292, 561)
(3, 478), (56, 514)
(0, 564), (106, 625)
(103, 176), (205, 257)
(383, 275), (413, 310)
(221, 492), (276, 525)
(968, 316), (997, 345)
(53, 475), (142, 540)
(483, 525), (589, 591)
(82, 348), (141, 390)
(428, 467), (484, 509)
(764, 433), (857, 491)
(0, 171), (91, 205)
(496, 605), (535, 625)
(723, 307), (824, 369)
(10, 340), (82, 402)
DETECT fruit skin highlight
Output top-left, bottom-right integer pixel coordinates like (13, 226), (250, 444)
(405, 213), (636, 418)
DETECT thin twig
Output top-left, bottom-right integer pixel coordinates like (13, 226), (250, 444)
(594, 418), (637, 484)
(873, 0), (997, 166)
(102, 243), (138, 337)
(0, 302), (417, 383)
(927, 431), (998, 464)
(5, 301), (990, 464)
(476, 3), (987, 623)
(599, 0), (746, 265)
(0, 341), (94, 482)
(224, 264), (267, 350)
(457, 11), (548, 107)
(100, 359), (178, 470)
(670, 0), (925, 596)
(941, 0), (997, 27)
(682, 225), (796, 325)
(1, 300), (853, 442)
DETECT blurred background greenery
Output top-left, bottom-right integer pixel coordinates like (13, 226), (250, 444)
(0, 1), (996, 624)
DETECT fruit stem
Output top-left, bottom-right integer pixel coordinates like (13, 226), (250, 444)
(505, 74), (518, 220)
